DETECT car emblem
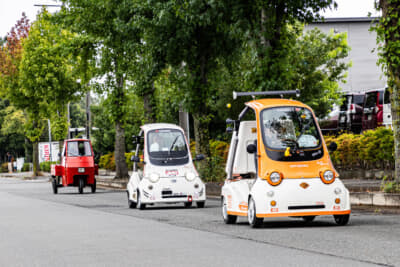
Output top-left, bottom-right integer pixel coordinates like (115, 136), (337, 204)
(300, 182), (309, 189)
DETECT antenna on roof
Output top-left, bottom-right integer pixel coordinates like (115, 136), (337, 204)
(232, 89), (300, 100)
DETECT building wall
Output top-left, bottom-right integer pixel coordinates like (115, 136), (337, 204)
(306, 18), (386, 93)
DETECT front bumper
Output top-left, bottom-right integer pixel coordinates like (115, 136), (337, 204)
(137, 177), (206, 204)
(252, 178), (351, 218)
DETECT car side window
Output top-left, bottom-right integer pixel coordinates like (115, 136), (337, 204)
(384, 88), (390, 104)
(365, 92), (377, 109)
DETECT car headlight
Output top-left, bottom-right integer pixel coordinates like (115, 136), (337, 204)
(320, 170), (335, 184)
(267, 171), (283, 186)
(185, 172), (196, 182)
(148, 173), (160, 183)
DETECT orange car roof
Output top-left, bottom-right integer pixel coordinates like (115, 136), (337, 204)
(245, 98), (311, 113)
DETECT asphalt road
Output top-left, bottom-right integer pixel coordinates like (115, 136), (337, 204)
(0, 177), (399, 267)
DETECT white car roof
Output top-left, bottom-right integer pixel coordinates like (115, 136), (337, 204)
(140, 123), (184, 133)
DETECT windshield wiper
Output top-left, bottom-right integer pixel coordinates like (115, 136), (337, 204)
(169, 136), (180, 155)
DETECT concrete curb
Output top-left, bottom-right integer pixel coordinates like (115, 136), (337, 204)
(350, 192), (400, 207)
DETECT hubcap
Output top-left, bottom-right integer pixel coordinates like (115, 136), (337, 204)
(248, 199), (255, 223)
(222, 199), (227, 220)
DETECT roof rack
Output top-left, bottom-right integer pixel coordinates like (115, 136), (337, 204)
(232, 89), (300, 100)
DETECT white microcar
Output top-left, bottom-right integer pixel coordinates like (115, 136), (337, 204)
(127, 123), (206, 209)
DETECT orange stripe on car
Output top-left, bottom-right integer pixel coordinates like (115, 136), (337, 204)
(256, 210), (351, 218)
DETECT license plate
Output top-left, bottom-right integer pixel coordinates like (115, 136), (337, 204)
(78, 168), (85, 173)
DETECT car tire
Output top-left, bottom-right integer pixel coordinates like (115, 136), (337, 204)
(78, 178), (84, 194)
(127, 191), (137, 209)
(248, 197), (263, 228)
(52, 178), (58, 194)
(184, 202), (193, 208)
(91, 179), (96, 193)
(196, 201), (205, 208)
(221, 197), (237, 224)
(137, 191), (146, 210)
(334, 214), (350, 226)
(302, 216), (316, 223)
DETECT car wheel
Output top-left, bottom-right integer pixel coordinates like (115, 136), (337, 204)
(91, 179), (96, 193)
(78, 178), (84, 194)
(196, 201), (205, 208)
(334, 214), (350, 226)
(302, 216), (316, 223)
(52, 178), (58, 194)
(184, 202), (193, 208)
(221, 197), (237, 224)
(137, 191), (146, 210)
(127, 191), (136, 209)
(248, 197), (263, 228)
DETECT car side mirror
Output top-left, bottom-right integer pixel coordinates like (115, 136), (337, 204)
(193, 154), (205, 161)
(131, 155), (140, 162)
(328, 142), (337, 152)
(247, 144), (257, 154)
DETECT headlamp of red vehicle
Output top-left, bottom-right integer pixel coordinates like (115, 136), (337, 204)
(320, 169), (335, 184)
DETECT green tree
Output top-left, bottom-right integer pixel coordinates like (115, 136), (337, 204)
(229, 1), (337, 91)
(142, 0), (240, 174)
(61, 0), (142, 178)
(373, 0), (400, 184)
(91, 92), (143, 159)
(18, 10), (81, 175)
(286, 26), (350, 117)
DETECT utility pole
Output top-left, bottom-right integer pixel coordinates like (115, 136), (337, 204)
(86, 91), (91, 139)
(179, 105), (190, 143)
(48, 119), (52, 162)
(67, 102), (70, 139)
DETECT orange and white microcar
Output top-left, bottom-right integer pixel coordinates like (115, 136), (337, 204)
(221, 90), (351, 227)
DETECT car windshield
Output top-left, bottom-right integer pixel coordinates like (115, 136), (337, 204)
(67, 141), (92, 157)
(261, 107), (321, 150)
(147, 129), (189, 166)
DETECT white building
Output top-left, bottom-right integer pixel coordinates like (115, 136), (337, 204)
(306, 17), (386, 93)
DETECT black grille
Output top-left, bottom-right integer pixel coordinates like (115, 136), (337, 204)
(162, 190), (173, 195)
(288, 205), (325, 210)
(162, 195), (187, 199)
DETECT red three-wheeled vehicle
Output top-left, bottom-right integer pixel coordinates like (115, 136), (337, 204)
(51, 139), (98, 194)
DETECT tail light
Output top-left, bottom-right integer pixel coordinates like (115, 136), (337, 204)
(350, 104), (355, 114)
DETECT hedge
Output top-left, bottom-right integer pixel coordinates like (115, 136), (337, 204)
(324, 127), (394, 170)
(98, 128), (395, 182)
(39, 161), (57, 172)
(99, 152), (136, 172)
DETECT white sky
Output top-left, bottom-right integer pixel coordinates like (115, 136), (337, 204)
(0, 0), (380, 38)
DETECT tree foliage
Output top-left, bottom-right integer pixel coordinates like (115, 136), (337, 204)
(61, 0), (143, 178)
(373, 0), (400, 182)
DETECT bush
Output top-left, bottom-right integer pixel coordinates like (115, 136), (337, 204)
(324, 127), (394, 170)
(22, 163), (31, 172)
(1, 162), (8, 173)
(99, 152), (137, 171)
(99, 153), (115, 171)
(191, 140), (230, 182)
(39, 161), (57, 172)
